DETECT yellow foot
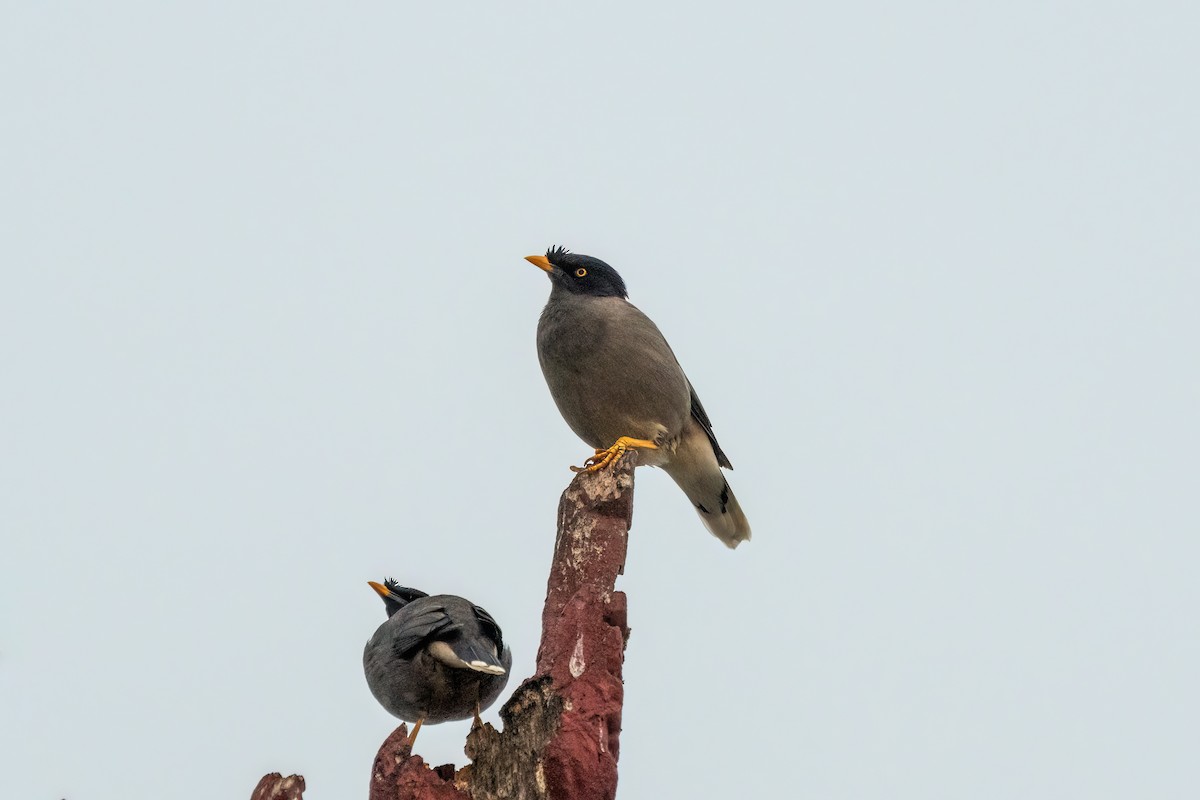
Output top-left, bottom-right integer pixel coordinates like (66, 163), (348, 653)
(570, 437), (658, 473)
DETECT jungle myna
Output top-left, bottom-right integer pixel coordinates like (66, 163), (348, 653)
(525, 246), (751, 548)
(363, 579), (512, 742)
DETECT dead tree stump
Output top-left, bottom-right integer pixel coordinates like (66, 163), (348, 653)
(254, 453), (637, 799)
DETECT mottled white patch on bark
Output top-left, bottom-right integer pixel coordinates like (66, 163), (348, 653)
(569, 634), (586, 678)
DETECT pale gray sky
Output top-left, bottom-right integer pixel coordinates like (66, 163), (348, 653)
(2, 3), (1197, 798)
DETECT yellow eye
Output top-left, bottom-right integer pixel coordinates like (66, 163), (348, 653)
(575, 268), (587, 277)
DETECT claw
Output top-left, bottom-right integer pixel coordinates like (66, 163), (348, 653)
(570, 436), (658, 473)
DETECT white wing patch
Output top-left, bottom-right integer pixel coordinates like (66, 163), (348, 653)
(428, 640), (506, 675)
(469, 660), (507, 676)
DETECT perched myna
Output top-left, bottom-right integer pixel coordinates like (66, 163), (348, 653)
(363, 579), (512, 742)
(525, 246), (751, 548)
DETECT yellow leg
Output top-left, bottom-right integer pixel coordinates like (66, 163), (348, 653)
(570, 437), (658, 473)
(408, 717), (424, 745)
(473, 703), (483, 728)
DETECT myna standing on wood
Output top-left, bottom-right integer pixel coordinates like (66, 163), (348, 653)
(525, 246), (751, 548)
(363, 579), (512, 743)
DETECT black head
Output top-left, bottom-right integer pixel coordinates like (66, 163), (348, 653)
(368, 578), (429, 618)
(524, 246), (628, 299)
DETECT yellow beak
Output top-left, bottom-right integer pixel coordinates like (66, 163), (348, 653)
(367, 581), (391, 598)
(525, 254), (553, 272)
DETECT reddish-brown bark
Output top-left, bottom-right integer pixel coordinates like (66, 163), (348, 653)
(251, 773), (306, 800)
(368, 724), (465, 800)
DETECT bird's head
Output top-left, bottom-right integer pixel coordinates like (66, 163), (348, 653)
(525, 246), (628, 299)
(368, 578), (429, 618)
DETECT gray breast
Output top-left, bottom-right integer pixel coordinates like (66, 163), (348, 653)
(536, 292), (691, 449)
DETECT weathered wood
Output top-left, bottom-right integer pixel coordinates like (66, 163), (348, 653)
(251, 773), (306, 800)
